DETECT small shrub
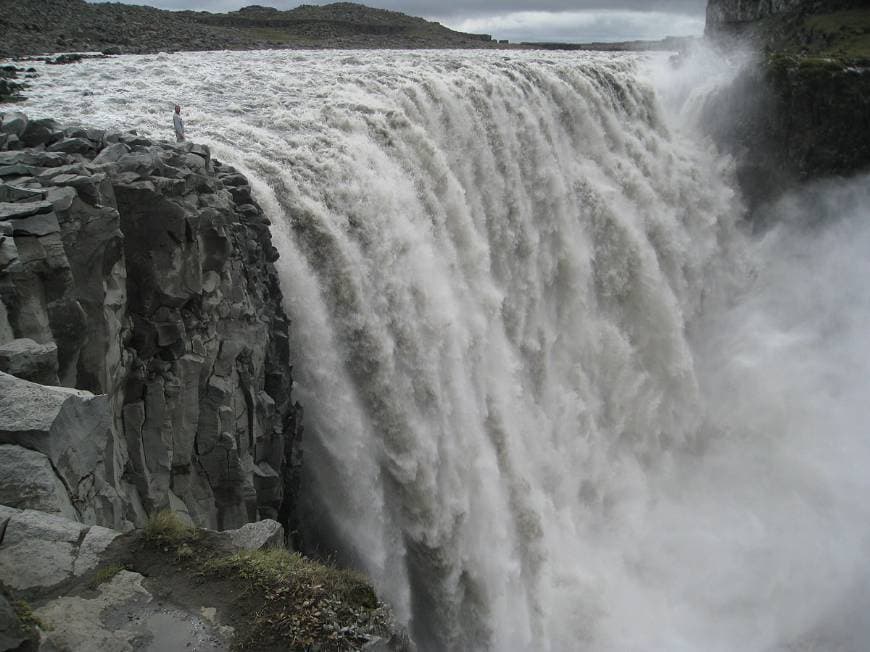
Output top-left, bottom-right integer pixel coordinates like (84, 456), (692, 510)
(142, 510), (193, 545)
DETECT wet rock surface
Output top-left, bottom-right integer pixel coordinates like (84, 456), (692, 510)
(0, 111), (300, 533)
(0, 507), (234, 651)
(0, 66), (29, 104)
(0, 508), (399, 651)
(702, 1), (870, 206)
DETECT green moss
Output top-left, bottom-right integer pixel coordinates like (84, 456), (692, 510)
(89, 563), (125, 589)
(800, 10), (870, 60)
(767, 52), (854, 81)
(804, 10), (870, 37)
(14, 599), (46, 634)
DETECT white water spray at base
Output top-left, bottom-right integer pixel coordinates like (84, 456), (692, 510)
(20, 49), (870, 651)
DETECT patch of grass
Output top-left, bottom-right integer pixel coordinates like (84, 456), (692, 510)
(201, 548), (388, 650)
(89, 563), (125, 589)
(142, 510), (194, 546)
(805, 10), (870, 37)
(769, 53), (845, 71)
(130, 515), (397, 650)
(14, 599), (46, 634)
(802, 10), (870, 60)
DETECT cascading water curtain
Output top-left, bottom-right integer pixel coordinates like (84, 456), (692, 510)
(25, 49), (870, 652)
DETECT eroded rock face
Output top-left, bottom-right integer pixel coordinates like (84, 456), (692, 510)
(706, 0), (806, 29)
(705, 0), (865, 32)
(0, 112), (300, 532)
(700, 0), (870, 204)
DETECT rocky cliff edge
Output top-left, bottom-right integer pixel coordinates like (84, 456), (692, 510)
(0, 110), (301, 534)
(701, 1), (870, 207)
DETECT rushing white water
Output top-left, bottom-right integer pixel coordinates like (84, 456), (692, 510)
(18, 49), (870, 651)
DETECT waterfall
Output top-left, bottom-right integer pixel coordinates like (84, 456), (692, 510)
(23, 49), (870, 651)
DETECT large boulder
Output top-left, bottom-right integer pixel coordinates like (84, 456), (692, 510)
(0, 444), (77, 519)
(0, 337), (58, 384)
(0, 372), (126, 526)
(0, 113), (27, 138)
(216, 518), (284, 551)
(0, 506), (116, 590)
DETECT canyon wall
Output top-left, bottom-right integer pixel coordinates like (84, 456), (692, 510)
(706, 0), (863, 34)
(0, 111), (300, 532)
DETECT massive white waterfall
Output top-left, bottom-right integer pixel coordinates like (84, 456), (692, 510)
(23, 49), (870, 651)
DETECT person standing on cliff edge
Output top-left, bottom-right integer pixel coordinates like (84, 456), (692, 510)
(173, 104), (185, 142)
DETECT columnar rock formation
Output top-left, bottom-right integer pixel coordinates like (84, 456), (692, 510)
(706, 0), (863, 34)
(707, 0), (808, 30)
(0, 111), (300, 532)
(702, 0), (870, 205)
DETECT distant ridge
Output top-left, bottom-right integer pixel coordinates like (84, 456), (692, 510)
(521, 36), (697, 52)
(0, 0), (498, 56)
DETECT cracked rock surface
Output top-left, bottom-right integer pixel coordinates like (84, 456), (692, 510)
(0, 506), (256, 651)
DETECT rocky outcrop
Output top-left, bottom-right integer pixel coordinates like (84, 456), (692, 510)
(701, 56), (870, 206)
(0, 111), (300, 533)
(705, 0), (864, 35)
(707, 0), (804, 29)
(0, 506), (284, 650)
(702, 2), (870, 206)
(0, 507), (397, 651)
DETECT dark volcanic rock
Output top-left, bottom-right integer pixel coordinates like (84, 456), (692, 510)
(702, 1), (870, 205)
(0, 67), (27, 104)
(0, 111), (300, 534)
(706, 0), (865, 39)
(0, 338), (59, 384)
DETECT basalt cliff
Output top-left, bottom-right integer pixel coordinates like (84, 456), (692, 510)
(0, 110), (301, 534)
(0, 107), (412, 648)
(703, 0), (870, 205)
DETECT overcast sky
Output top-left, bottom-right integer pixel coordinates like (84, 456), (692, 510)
(100, 1), (708, 42)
